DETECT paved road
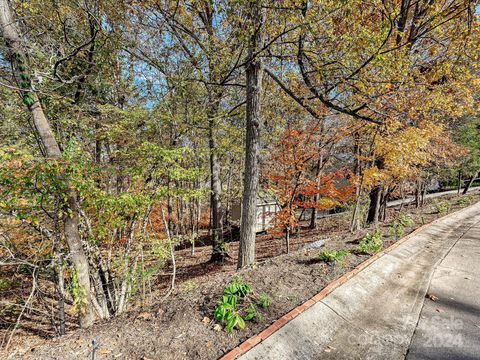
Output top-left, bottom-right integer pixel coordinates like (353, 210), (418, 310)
(314, 187), (480, 220)
(387, 187), (480, 208)
(407, 218), (480, 359)
(239, 202), (480, 360)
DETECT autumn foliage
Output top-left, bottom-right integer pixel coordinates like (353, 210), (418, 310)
(267, 126), (354, 249)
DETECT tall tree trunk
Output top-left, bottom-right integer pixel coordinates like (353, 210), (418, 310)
(285, 228), (290, 254)
(309, 154), (323, 229)
(56, 259), (66, 335)
(379, 186), (389, 222)
(238, 0), (264, 269)
(457, 170), (462, 195)
(421, 183), (427, 207)
(208, 104), (226, 263)
(351, 186), (362, 232)
(396, 0), (411, 44)
(0, 0), (95, 327)
(366, 185), (382, 224)
(350, 133), (362, 232)
(415, 179), (422, 208)
(366, 158), (384, 224)
(463, 172), (477, 195)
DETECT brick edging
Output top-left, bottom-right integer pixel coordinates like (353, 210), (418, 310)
(220, 203), (476, 360)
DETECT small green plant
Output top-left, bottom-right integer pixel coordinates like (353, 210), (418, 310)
(389, 221), (405, 239)
(244, 303), (262, 321)
(458, 196), (472, 206)
(223, 277), (252, 297)
(389, 213), (414, 239)
(214, 294), (245, 332)
(398, 213), (413, 227)
(433, 200), (451, 214)
(258, 293), (271, 309)
(68, 268), (87, 313)
(358, 229), (383, 254)
(213, 277), (270, 332)
(0, 278), (12, 291)
(318, 249), (349, 263)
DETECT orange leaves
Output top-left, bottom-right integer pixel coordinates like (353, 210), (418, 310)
(267, 126), (353, 235)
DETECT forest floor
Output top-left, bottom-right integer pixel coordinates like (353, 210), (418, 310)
(2, 191), (480, 360)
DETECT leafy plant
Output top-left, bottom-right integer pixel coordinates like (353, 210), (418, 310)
(318, 249), (349, 263)
(213, 277), (270, 332)
(389, 213), (414, 239)
(244, 303), (262, 322)
(398, 213), (413, 227)
(68, 268), (87, 313)
(358, 230), (383, 254)
(223, 277), (252, 297)
(214, 295), (245, 332)
(389, 221), (405, 239)
(433, 200), (451, 213)
(458, 196), (472, 206)
(258, 293), (271, 309)
(0, 278), (12, 291)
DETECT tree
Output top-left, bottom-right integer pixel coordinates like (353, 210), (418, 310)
(238, 0), (265, 268)
(268, 126), (353, 252)
(456, 116), (480, 194)
(128, 0), (250, 263)
(0, 0), (95, 327)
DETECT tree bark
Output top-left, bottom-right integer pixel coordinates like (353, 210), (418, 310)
(415, 179), (422, 208)
(208, 102), (226, 263)
(366, 157), (384, 224)
(379, 186), (389, 222)
(366, 185), (382, 224)
(0, 0), (95, 327)
(238, 0), (264, 269)
(56, 259), (66, 335)
(351, 187), (362, 232)
(285, 228), (290, 254)
(463, 172), (477, 195)
(457, 170), (462, 195)
(350, 133), (362, 232)
(309, 154), (323, 229)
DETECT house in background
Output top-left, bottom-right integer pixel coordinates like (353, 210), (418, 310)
(230, 195), (280, 233)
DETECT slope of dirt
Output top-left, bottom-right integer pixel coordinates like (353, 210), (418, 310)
(3, 193), (479, 360)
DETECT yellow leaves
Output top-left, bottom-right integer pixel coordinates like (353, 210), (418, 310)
(375, 125), (433, 180)
(316, 198), (339, 210)
(362, 119), (459, 188)
(362, 166), (388, 188)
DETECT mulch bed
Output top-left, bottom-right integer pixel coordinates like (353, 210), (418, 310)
(2, 193), (479, 359)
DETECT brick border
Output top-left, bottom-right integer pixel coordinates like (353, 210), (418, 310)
(220, 203), (476, 360)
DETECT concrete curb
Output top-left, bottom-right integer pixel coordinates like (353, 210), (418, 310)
(220, 203), (477, 360)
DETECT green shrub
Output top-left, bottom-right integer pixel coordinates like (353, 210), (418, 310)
(389, 213), (412, 239)
(358, 229), (383, 254)
(398, 213), (413, 226)
(389, 221), (405, 239)
(433, 200), (451, 213)
(0, 278), (12, 291)
(223, 277), (251, 297)
(318, 249), (349, 263)
(258, 293), (271, 309)
(213, 277), (270, 332)
(458, 196), (472, 206)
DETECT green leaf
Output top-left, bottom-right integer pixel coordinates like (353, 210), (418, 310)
(236, 316), (245, 330)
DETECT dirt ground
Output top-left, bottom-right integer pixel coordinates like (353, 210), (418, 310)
(2, 193), (479, 360)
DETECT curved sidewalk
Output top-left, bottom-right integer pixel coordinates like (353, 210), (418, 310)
(234, 202), (480, 360)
